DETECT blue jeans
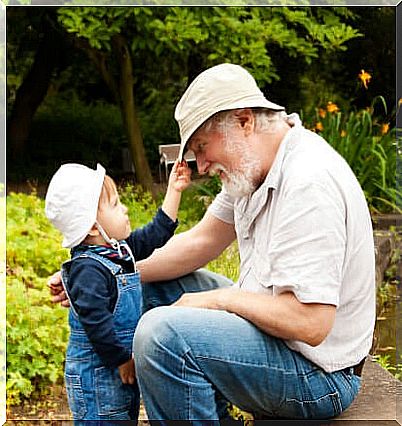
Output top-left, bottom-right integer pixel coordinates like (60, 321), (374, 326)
(134, 270), (361, 421)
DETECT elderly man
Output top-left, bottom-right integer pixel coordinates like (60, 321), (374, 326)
(133, 63), (375, 420)
(51, 63), (375, 421)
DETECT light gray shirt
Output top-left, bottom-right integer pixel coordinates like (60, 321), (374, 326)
(208, 113), (375, 372)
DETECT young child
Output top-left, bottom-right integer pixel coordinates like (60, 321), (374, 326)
(45, 161), (191, 423)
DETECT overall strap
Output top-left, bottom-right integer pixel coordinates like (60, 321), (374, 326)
(61, 251), (121, 319)
(71, 250), (122, 275)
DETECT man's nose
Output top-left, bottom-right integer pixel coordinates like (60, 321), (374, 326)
(196, 154), (210, 175)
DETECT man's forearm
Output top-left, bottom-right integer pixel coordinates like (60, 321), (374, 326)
(137, 231), (210, 282)
(175, 288), (336, 346)
(218, 290), (336, 346)
(137, 212), (236, 283)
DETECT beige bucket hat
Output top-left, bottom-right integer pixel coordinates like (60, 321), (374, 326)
(175, 63), (284, 161)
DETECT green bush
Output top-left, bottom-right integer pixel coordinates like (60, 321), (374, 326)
(7, 192), (69, 277)
(305, 98), (400, 213)
(7, 277), (69, 406)
(6, 192), (70, 406)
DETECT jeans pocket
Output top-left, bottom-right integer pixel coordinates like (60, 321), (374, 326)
(281, 370), (344, 419)
(94, 366), (133, 416)
(284, 390), (342, 419)
(65, 373), (87, 419)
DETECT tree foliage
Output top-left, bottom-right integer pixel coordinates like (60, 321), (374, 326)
(58, 7), (360, 83)
(8, 6), (367, 185)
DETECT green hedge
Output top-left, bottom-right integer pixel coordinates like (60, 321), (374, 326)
(305, 97), (400, 214)
(6, 192), (70, 405)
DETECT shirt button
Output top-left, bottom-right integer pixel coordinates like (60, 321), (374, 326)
(122, 277), (127, 285)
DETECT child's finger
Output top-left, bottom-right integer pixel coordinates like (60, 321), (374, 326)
(177, 163), (191, 174)
(177, 159), (188, 168)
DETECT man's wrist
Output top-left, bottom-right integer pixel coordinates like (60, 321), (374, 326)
(215, 287), (235, 311)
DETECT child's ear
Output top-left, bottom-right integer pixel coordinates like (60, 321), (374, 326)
(87, 224), (100, 237)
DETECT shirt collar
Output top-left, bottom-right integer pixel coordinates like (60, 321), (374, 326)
(234, 113), (303, 237)
(262, 112), (302, 190)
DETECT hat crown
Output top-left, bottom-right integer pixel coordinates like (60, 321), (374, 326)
(45, 163), (105, 248)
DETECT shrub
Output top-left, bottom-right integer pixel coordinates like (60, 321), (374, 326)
(0, 192), (5, 410)
(6, 192), (70, 406)
(306, 97), (400, 213)
(6, 277), (69, 406)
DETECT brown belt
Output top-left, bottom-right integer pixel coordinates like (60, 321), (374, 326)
(349, 357), (366, 377)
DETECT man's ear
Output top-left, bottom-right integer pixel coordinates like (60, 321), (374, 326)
(234, 108), (255, 135)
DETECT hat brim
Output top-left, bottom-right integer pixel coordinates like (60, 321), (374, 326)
(177, 99), (284, 161)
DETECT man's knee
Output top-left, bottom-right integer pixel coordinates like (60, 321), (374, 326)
(133, 306), (190, 366)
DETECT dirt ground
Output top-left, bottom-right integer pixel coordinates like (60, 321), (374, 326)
(6, 384), (149, 424)
(6, 385), (71, 423)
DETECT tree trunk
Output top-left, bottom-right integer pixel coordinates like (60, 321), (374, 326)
(112, 35), (154, 195)
(7, 15), (66, 162)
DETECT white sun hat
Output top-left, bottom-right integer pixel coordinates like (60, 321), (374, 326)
(175, 63), (285, 161)
(45, 163), (105, 248)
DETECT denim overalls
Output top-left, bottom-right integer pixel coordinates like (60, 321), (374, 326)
(61, 250), (142, 424)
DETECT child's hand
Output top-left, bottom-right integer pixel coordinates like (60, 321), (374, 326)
(118, 357), (136, 384)
(168, 160), (192, 192)
(48, 271), (70, 308)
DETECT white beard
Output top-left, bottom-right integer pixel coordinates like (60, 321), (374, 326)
(209, 161), (259, 198)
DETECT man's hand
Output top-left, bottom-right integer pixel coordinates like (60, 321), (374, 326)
(47, 271), (70, 307)
(118, 358), (136, 385)
(172, 288), (231, 310)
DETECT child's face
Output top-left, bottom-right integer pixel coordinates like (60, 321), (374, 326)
(97, 187), (131, 242)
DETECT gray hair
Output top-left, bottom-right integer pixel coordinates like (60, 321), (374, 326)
(201, 108), (287, 135)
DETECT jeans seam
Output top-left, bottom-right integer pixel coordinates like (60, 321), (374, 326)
(182, 352), (191, 420)
(322, 372), (344, 414)
(195, 354), (294, 372)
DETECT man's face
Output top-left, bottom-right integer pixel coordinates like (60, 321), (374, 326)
(189, 125), (262, 198)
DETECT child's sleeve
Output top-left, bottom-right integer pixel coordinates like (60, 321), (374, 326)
(126, 207), (178, 260)
(68, 258), (131, 368)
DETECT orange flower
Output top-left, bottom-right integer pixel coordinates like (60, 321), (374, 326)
(315, 122), (324, 131)
(327, 101), (339, 113)
(381, 123), (390, 135)
(340, 130), (347, 137)
(318, 108), (326, 118)
(358, 69), (372, 89)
